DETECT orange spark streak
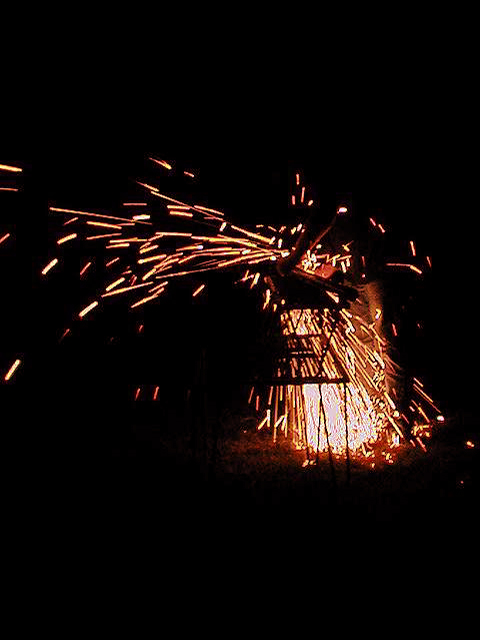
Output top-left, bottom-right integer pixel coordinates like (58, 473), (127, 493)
(106, 243), (130, 249)
(296, 173), (300, 185)
(102, 282), (152, 298)
(139, 244), (159, 254)
(123, 202), (147, 206)
(0, 187), (19, 192)
(130, 291), (164, 309)
(4, 358), (21, 381)
(369, 217), (377, 227)
(86, 233), (122, 240)
(0, 232), (11, 245)
(105, 277), (126, 292)
(193, 205), (225, 217)
(50, 207), (151, 225)
(142, 265), (163, 280)
(301, 186), (305, 203)
(169, 211), (194, 218)
(184, 171), (195, 178)
(153, 386), (160, 400)
(410, 240), (416, 257)
(386, 263), (423, 275)
(79, 301), (99, 318)
(138, 254), (168, 264)
(153, 232), (193, 238)
(0, 164), (22, 173)
(378, 224), (386, 234)
(41, 258), (59, 275)
(229, 225), (272, 244)
(106, 257), (120, 267)
(80, 261), (92, 276)
(192, 283), (206, 297)
(392, 323), (398, 337)
(149, 157), (172, 170)
(426, 256), (432, 268)
(86, 220), (123, 230)
(63, 217), (79, 226)
(59, 328), (71, 342)
(57, 233), (77, 245)
(135, 387), (141, 401)
(292, 195), (296, 205)
(308, 200), (314, 206)
(132, 214), (151, 221)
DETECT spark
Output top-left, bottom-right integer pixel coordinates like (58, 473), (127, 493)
(184, 171), (195, 178)
(106, 257), (121, 267)
(105, 277), (126, 292)
(57, 233), (77, 245)
(169, 210), (194, 218)
(466, 440), (475, 448)
(80, 261), (92, 276)
(123, 202), (147, 206)
(338, 206), (348, 214)
(4, 358), (21, 381)
(41, 258), (59, 275)
(0, 232), (11, 245)
(138, 253), (168, 265)
(79, 301), (99, 318)
(0, 187), (19, 192)
(153, 386), (160, 400)
(86, 233), (122, 240)
(229, 225), (273, 244)
(386, 263), (423, 275)
(86, 220), (123, 230)
(193, 205), (225, 217)
(63, 217), (79, 226)
(192, 283), (206, 297)
(410, 240), (416, 257)
(149, 157), (173, 170)
(131, 292), (162, 309)
(0, 164), (22, 173)
(102, 282), (152, 298)
(59, 328), (71, 342)
(50, 207), (151, 225)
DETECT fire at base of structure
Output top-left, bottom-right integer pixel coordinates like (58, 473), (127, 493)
(253, 307), (437, 460)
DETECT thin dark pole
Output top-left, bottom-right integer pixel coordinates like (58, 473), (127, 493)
(344, 381), (350, 485)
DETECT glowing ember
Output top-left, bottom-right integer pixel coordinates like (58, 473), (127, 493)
(4, 358), (21, 382)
